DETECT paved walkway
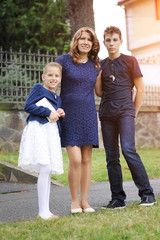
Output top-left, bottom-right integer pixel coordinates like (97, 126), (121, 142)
(1, 178), (160, 224)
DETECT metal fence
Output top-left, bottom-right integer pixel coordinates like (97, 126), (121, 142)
(0, 47), (58, 102)
(143, 85), (160, 106)
(0, 47), (160, 106)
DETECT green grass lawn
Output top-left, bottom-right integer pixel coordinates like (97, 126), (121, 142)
(1, 200), (160, 240)
(0, 148), (160, 239)
(1, 148), (160, 186)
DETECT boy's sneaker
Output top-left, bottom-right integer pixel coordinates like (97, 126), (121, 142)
(139, 196), (156, 206)
(102, 199), (126, 210)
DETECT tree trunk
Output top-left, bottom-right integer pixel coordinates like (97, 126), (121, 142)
(66, 0), (95, 36)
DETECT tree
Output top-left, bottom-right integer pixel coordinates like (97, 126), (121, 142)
(0, 0), (95, 53)
(0, 0), (71, 54)
(66, 0), (95, 36)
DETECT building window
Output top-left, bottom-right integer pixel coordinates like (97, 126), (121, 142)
(155, 0), (160, 20)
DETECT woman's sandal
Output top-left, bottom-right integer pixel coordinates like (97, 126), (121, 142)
(82, 207), (95, 213)
(71, 208), (82, 214)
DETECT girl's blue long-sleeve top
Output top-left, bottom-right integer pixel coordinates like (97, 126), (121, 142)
(24, 83), (62, 135)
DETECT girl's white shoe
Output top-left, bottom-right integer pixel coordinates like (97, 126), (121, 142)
(37, 214), (59, 220)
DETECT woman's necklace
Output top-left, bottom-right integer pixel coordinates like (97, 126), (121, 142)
(80, 57), (88, 63)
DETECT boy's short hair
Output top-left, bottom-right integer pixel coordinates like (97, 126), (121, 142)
(43, 62), (62, 75)
(104, 26), (122, 40)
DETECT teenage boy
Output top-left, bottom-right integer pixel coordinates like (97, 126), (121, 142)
(95, 26), (156, 209)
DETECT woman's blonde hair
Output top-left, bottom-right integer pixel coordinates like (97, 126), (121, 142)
(69, 27), (100, 69)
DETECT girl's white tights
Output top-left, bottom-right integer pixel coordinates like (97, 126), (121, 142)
(37, 164), (53, 218)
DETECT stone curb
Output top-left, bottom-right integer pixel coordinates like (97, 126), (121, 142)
(0, 160), (64, 187)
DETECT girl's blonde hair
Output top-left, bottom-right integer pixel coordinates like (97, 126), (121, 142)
(43, 62), (62, 75)
(69, 27), (100, 69)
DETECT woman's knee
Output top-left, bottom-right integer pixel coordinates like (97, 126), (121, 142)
(81, 145), (92, 165)
(69, 157), (81, 169)
(67, 146), (82, 169)
(82, 155), (92, 165)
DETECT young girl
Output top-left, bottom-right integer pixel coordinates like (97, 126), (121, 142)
(18, 62), (65, 220)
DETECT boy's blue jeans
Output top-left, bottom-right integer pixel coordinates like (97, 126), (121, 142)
(101, 115), (154, 201)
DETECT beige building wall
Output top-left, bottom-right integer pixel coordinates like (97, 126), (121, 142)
(118, 0), (160, 63)
(133, 0), (160, 40)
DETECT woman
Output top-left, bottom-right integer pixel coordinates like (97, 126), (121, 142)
(56, 27), (101, 213)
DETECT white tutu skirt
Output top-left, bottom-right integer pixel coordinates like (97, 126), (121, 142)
(18, 121), (64, 175)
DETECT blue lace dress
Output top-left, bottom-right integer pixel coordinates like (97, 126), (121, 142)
(56, 54), (100, 147)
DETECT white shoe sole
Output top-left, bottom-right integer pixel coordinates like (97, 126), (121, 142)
(139, 201), (156, 206)
(101, 206), (126, 210)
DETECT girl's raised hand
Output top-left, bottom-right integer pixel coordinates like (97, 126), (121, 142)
(48, 111), (60, 122)
(57, 108), (65, 118)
